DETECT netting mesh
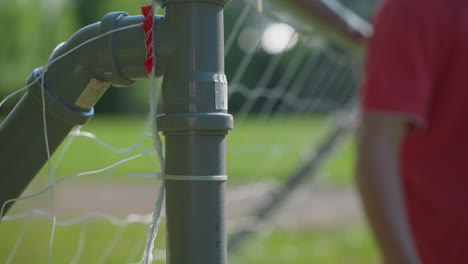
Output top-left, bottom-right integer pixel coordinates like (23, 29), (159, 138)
(0, 0), (370, 263)
(224, 0), (363, 253)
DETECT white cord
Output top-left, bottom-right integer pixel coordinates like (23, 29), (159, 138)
(140, 2), (166, 264)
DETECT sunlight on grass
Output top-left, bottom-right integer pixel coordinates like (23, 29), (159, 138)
(1, 115), (367, 264)
(231, 227), (378, 264)
(0, 217), (165, 264)
(0, 217), (376, 264)
(36, 115), (354, 184)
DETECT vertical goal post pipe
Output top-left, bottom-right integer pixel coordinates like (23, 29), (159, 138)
(157, 1), (233, 263)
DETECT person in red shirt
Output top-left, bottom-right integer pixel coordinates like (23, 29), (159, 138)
(356, 0), (468, 263)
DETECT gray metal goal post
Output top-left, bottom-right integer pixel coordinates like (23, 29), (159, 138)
(0, 1), (232, 263)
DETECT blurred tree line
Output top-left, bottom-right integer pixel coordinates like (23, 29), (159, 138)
(0, 0), (377, 116)
(0, 0), (75, 113)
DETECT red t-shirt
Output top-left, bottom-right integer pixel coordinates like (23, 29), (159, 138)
(362, 0), (468, 263)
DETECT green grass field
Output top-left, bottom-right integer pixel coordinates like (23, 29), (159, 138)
(0, 218), (377, 264)
(0, 115), (374, 263)
(232, 227), (378, 264)
(37, 115), (355, 185)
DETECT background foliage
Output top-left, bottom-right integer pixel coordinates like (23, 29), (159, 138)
(0, 0), (377, 115)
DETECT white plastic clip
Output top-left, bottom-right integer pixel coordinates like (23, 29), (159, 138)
(163, 174), (228, 182)
(128, 173), (228, 182)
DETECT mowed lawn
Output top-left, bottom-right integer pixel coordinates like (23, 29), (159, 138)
(0, 218), (377, 264)
(34, 114), (355, 185)
(0, 115), (374, 263)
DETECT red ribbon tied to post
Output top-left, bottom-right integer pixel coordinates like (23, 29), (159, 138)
(141, 5), (154, 75)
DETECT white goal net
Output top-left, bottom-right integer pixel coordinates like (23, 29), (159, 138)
(0, 0), (375, 263)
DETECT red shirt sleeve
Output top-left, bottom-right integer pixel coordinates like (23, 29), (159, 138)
(361, 0), (436, 125)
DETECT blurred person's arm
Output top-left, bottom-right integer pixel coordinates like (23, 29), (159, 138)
(356, 114), (421, 264)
